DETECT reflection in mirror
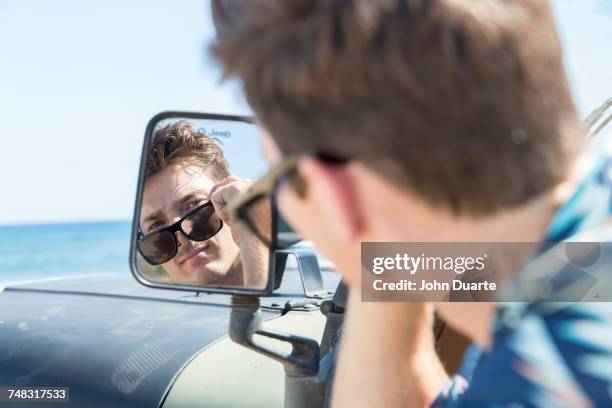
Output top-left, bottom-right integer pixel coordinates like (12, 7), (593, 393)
(135, 116), (277, 290)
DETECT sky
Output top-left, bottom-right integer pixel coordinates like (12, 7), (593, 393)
(0, 0), (611, 225)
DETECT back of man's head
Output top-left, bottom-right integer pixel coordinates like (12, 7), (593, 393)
(211, 0), (584, 215)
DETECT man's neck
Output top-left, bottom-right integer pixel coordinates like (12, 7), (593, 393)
(226, 255), (245, 286)
(374, 189), (561, 244)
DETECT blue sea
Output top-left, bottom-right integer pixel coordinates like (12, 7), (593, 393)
(0, 221), (131, 286)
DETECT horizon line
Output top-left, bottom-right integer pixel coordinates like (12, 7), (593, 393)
(0, 218), (132, 228)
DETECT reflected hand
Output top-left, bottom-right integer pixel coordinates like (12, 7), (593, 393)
(210, 176), (270, 288)
(210, 176), (254, 245)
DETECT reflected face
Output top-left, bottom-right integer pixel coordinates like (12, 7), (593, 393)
(140, 164), (240, 285)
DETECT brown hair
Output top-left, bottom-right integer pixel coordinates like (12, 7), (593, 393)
(147, 120), (230, 181)
(210, 0), (585, 215)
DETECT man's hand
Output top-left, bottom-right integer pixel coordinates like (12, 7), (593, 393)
(209, 176), (271, 288)
(332, 293), (448, 408)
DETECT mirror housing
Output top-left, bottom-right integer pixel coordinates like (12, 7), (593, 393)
(129, 111), (278, 296)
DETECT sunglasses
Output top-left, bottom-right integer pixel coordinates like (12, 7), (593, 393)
(137, 201), (223, 265)
(228, 152), (348, 249)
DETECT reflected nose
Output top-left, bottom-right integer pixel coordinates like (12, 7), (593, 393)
(175, 229), (190, 247)
(176, 231), (189, 248)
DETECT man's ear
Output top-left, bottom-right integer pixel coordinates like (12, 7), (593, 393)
(297, 157), (363, 242)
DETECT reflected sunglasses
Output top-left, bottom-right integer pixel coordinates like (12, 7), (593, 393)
(137, 201), (223, 265)
(228, 152), (348, 249)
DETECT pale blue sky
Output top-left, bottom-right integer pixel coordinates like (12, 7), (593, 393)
(0, 0), (611, 225)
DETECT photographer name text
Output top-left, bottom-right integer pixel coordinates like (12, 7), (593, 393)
(370, 253), (497, 292)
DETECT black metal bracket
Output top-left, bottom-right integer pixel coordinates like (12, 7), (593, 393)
(319, 282), (348, 357)
(229, 295), (320, 376)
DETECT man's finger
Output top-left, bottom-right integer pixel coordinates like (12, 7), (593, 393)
(209, 176), (240, 199)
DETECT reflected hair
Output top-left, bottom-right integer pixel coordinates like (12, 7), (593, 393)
(147, 120), (230, 181)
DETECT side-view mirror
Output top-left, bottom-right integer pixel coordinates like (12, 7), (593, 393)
(130, 111), (330, 299)
(130, 111), (283, 296)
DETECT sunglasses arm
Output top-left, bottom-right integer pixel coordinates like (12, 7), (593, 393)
(229, 295), (325, 407)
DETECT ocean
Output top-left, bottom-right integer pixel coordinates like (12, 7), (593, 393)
(0, 221), (131, 286)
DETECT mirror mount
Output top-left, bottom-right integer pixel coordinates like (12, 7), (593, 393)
(274, 248), (330, 299)
(230, 295), (325, 407)
(230, 295), (320, 375)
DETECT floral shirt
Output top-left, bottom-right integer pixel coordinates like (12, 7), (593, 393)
(432, 129), (612, 408)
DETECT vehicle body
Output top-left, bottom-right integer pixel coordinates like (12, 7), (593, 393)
(0, 269), (340, 407)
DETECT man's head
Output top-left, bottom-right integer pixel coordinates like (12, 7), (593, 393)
(211, 0), (585, 283)
(140, 120), (241, 285)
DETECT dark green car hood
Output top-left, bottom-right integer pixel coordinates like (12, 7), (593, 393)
(0, 273), (338, 407)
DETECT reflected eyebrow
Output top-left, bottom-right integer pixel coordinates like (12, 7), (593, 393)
(174, 192), (209, 210)
(141, 210), (165, 230)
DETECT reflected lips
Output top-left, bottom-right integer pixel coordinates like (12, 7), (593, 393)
(180, 243), (209, 264)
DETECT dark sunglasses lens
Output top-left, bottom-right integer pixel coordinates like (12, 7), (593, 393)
(275, 211), (301, 249)
(138, 230), (177, 265)
(271, 180), (302, 249)
(182, 204), (223, 241)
